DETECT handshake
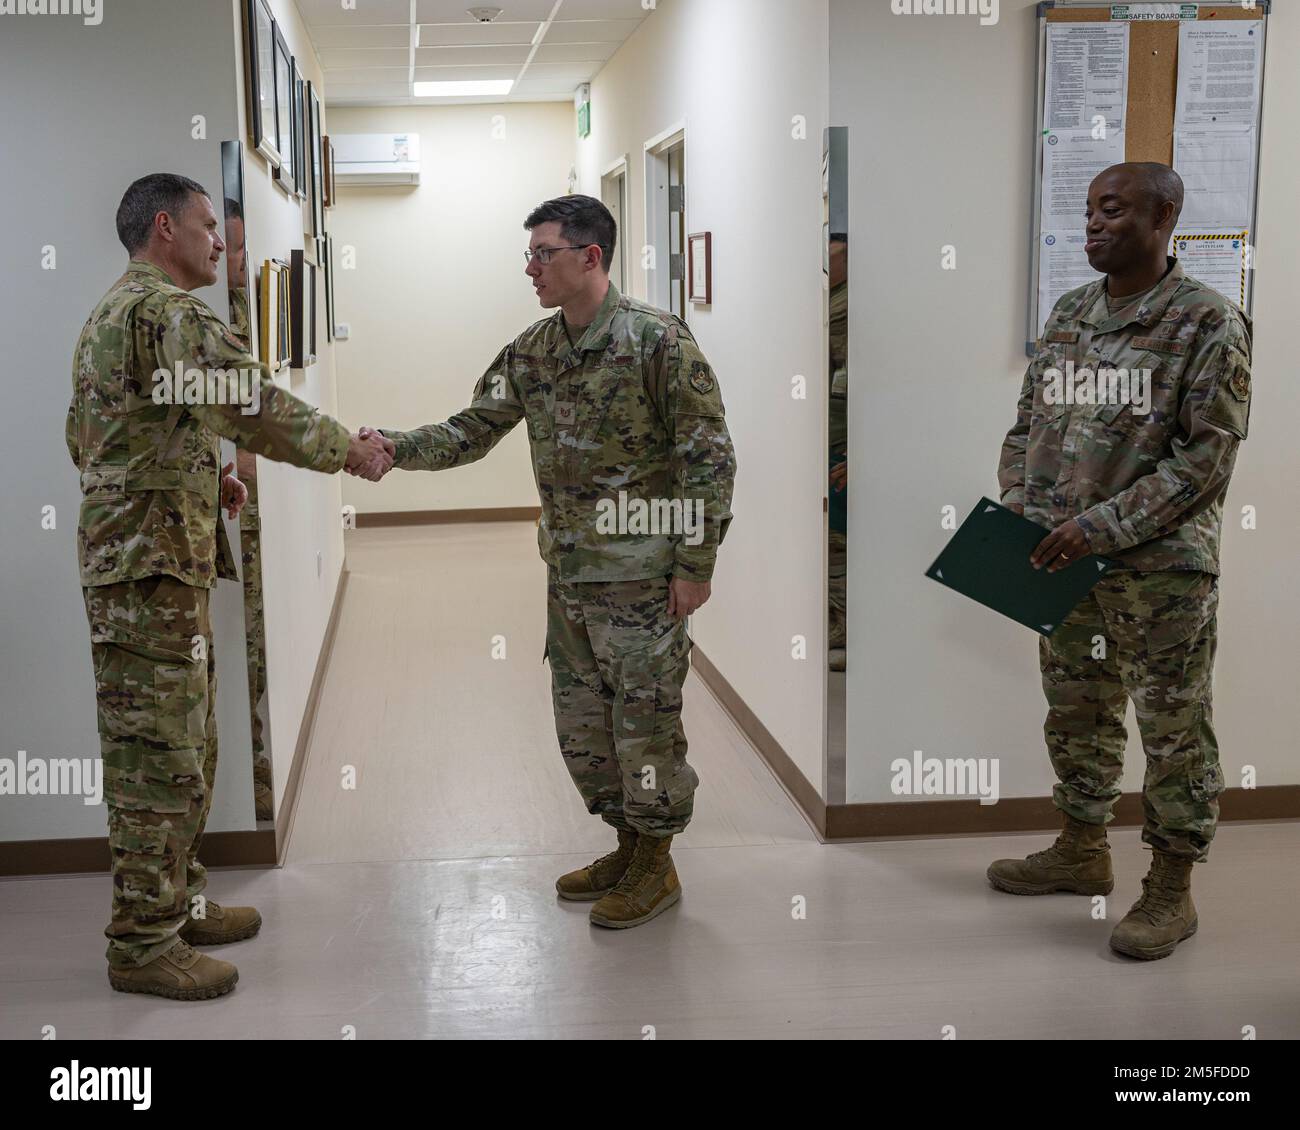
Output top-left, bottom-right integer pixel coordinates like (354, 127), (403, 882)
(345, 427), (397, 482)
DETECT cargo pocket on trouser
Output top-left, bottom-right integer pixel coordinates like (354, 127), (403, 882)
(89, 605), (210, 964)
(615, 624), (698, 834)
(1133, 574), (1222, 861)
(104, 785), (200, 967)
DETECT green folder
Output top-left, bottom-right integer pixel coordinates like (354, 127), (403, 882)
(925, 498), (1118, 637)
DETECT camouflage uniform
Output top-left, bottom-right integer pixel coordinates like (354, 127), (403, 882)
(998, 258), (1251, 861)
(383, 282), (735, 837)
(68, 260), (349, 967)
(228, 287), (273, 820)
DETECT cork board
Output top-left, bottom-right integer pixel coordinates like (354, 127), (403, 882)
(1045, 6), (1264, 165)
(1026, 3), (1269, 351)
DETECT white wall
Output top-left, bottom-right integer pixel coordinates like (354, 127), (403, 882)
(328, 102), (575, 515)
(233, 0), (349, 817)
(831, 0), (1300, 803)
(576, 0), (831, 796)
(0, 0), (253, 840)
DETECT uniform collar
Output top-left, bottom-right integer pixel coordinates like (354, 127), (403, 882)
(548, 281), (621, 360)
(126, 259), (181, 288)
(1080, 257), (1185, 332)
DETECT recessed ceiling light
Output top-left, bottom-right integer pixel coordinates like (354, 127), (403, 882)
(413, 80), (514, 97)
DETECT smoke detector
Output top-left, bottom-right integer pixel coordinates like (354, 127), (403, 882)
(467, 6), (502, 20)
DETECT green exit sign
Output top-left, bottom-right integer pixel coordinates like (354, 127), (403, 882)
(578, 101), (591, 139)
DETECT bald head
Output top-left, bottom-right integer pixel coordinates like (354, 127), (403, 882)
(1084, 163), (1185, 293)
(1115, 162), (1184, 231)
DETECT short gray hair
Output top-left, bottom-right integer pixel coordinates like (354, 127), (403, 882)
(115, 173), (210, 255)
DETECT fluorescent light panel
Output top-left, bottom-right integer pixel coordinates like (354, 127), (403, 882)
(413, 79), (514, 97)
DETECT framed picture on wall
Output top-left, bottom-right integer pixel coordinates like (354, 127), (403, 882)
(258, 259), (280, 372)
(308, 84), (325, 237)
(271, 24), (295, 195)
(321, 134), (331, 208)
(220, 141), (254, 350)
(245, 0), (279, 168)
(324, 235), (335, 344)
(291, 58), (307, 202)
(276, 259), (292, 370)
(290, 250), (317, 369)
(688, 232), (712, 305)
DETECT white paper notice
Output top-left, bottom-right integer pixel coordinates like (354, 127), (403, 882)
(1175, 23), (1264, 129)
(1174, 127), (1256, 231)
(1037, 230), (1104, 341)
(1045, 23), (1130, 132)
(1173, 232), (1248, 308)
(1040, 127), (1125, 232)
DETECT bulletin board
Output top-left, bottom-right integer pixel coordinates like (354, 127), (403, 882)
(1027, 1), (1270, 354)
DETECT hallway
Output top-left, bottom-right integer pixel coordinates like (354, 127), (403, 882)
(2, 524), (1298, 1040)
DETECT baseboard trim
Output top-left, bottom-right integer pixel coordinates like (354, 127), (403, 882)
(275, 564), (350, 865)
(690, 644), (1300, 840)
(689, 644), (827, 839)
(356, 507), (540, 528)
(0, 564), (352, 879)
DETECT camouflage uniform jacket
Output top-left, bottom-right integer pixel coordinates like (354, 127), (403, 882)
(998, 259), (1251, 573)
(384, 282), (737, 583)
(67, 261), (349, 587)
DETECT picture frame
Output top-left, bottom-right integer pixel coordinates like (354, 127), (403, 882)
(276, 259), (292, 370)
(309, 84), (325, 237)
(245, 0), (280, 168)
(290, 249), (317, 369)
(220, 140), (254, 351)
(323, 235), (335, 344)
(258, 259), (280, 372)
(688, 232), (712, 305)
(292, 58), (307, 202)
(259, 258), (292, 372)
(322, 135), (336, 209)
(271, 24), (295, 195)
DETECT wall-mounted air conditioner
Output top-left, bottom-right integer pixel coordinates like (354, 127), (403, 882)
(334, 133), (421, 186)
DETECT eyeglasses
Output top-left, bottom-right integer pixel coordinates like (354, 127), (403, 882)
(524, 246), (588, 265)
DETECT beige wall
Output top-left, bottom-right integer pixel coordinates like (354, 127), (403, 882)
(831, 0), (1300, 803)
(0, 0), (256, 841)
(328, 103), (575, 515)
(576, 0), (832, 796)
(232, 0), (351, 818)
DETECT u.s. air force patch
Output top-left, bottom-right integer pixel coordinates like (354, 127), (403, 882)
(689, 362), (715, 395)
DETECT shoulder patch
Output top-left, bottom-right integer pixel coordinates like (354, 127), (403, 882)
(689, 361), (715, 395)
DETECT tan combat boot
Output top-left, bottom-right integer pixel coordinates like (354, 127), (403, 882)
(179, 900), (262, 945)
(1109, 852), (1197, 960)
(987, 812), (1113, 896)
(107, 940), (238, 1001)
(589, 834), (681, 929)
(555, 828), (637, 901)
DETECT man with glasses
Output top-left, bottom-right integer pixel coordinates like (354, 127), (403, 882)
(364, 195), (736, 929)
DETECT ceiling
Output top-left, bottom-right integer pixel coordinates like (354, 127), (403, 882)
(295, 0), (652, 106)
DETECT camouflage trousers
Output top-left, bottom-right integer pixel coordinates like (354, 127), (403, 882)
(1040, 569), (1224, 862)
(545, 568), (698, 838)
(239, 489), (272, 818)
(82, 577), (217, 968)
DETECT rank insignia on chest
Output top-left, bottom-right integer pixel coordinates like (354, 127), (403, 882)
(689, 362), (715, 395)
